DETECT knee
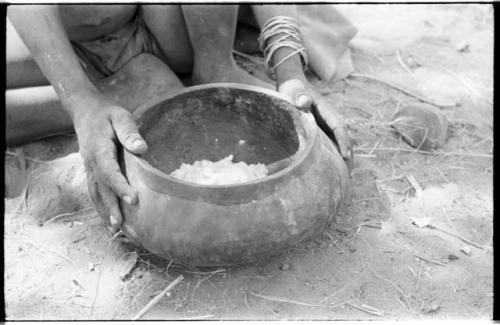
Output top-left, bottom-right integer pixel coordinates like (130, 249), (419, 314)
(126, 53), (184, 88)
(97, 53), (184, 111)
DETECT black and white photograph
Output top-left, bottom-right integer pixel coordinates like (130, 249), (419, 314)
(3, 1), (494, 321)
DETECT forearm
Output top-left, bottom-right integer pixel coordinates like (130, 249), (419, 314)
(252, 5), (306, 86)
(7, 5), (99, 119)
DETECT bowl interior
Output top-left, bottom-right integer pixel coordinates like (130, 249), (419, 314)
(137, 86), (304, 175)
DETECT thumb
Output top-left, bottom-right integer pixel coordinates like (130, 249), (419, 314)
(278, 79), (313, 110)
(111, 110), (148, 154)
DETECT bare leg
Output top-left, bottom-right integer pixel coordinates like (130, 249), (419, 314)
(251, 5), (307, 87)
(181, 5), (272, 88)
(6, 19), (49, 88)
(6, 87), (72, 145)
(141, 5), (194, 75)
(6, 54), (184, 146)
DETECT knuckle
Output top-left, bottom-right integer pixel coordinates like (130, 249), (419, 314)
(102, 170), (118, 186)
(112, 110), (134, 127)
(103, 171), (128, 194)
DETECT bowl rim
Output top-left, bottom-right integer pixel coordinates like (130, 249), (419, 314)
(125, 83), (318, 190)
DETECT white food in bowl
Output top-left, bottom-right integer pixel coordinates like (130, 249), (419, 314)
(170, 155), (268, 185)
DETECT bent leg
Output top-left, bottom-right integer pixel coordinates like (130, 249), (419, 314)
(95, 53), (184, 110)
(6, 87), (72, 145)
(181, 4), (272, 88)
(6, 19), (49, 88)
(141, 4), (194, 75)
(6, 53), (184, 146)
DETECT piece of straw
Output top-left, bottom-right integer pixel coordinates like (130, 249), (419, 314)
(132, 275), (184, 320)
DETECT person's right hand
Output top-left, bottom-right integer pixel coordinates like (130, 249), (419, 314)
(68, 92), (148, 233)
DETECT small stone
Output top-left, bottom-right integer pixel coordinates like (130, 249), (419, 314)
(456, 40), (470, 52)
(406, 55), (421, 69)
(390, 104), (448, 150)
(460, 246), (472, 256)
(447, 254), (459, 261)
(119, 251), (139, 281)
(88, 262), (95, 272)
(305, 240), (315, 250)
(280, 263), (291, 271)
(319, 240), (329, 249)
(421, 300), (441, 314)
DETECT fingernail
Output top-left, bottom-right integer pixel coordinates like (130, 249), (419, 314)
(133, 138), (145, 149)
(297, 94), (312, 108)
(123, 195), (133, 204)
(110, 215), (117, 226)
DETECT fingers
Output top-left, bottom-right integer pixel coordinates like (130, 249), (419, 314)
(87, 165), (125, 233)
(309, 93), (354, 168)
(95, 141), (138, 205)
(97, 182), (124, 233)
(87, 173), (108, 218)
(333, 126), (351, 160)
(88, 170), (124, 233)
(278, 79), (313, 110)
(88, 175), (117, 232)
(333, 127), (351, 159)
(111, 110), (148, 155)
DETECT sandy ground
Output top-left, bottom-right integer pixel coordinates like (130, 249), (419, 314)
(4, 4), (493, 320)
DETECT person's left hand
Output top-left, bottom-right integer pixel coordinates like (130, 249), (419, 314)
(278, 78), (353, 172)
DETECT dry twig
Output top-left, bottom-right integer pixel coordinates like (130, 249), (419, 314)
(406, 174), (423, 196)
(396, 49), (414, 76)
(190, 268), (225, 306)
(43, 207), (94, 225)
(413, 254), (446, 266)
(90, 269), (102, 317)
(185, 268), (226, 275)
(415, 261), (423, 292)
(441, 206), (458, 233)
(375, 174), (405, 184)
(133, 275), (184, 320)
(248, 290), (331, 308)
(368, 266), (414, 313)
(430, 225), (484, 249)
(346, 302), (385, 316)
(232, 50), (265, 64)
(355, 147), (493, 158)
(183, 314), (214, 320)
(106, 230), (123, 244)
(23, 238), (74, 264)
(349, 73), (457, 108)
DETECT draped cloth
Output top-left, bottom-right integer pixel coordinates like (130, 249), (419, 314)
(297, 5), (358, 83)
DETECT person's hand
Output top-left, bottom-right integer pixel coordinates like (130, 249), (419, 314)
(278, 79), (353, 172)
(69, 92), (148, 233)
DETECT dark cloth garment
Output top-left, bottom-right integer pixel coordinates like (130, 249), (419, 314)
(72, 10), (168, 77)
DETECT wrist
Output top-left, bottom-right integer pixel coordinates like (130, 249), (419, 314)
(274, 57), (308, 88)
(259, 16), (309, 88)
(60, 86), (103, 120)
